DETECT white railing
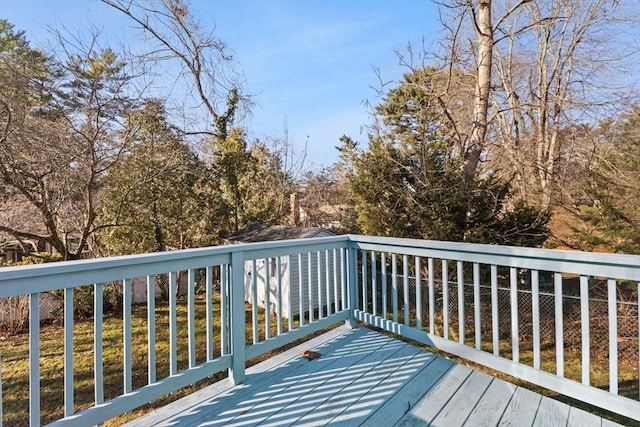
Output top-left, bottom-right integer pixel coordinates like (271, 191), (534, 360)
(0, 235), (639, 425)
(0, 236), (351, 427)
(349, 235), (640, 422)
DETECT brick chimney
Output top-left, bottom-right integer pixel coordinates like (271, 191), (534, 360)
(290, 193), (300, 226)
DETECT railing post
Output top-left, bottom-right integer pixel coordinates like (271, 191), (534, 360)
(229, 250), (246, 385)
(346, 239), (358, 328)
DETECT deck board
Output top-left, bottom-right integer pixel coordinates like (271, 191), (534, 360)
(124, 325), (622, 427)
(359, 356), (453, 427)
(463, 376), (517, 426)
(396, 363), (473, 425)
(429, 370), (494, 425)
(533, 395), (571, 426)
(498, 385), (542, 426)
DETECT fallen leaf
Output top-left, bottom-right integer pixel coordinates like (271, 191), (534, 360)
(300, 350), (321, 360)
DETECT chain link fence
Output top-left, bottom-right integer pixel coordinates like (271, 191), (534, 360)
(362, 271), (639, 368)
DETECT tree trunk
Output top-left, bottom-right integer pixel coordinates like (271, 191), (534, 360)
(465, 0), (493, 179)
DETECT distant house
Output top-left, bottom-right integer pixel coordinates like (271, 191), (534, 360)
(0, 236), (92, 264)
(0, 240), (40, 264)
(225, 223), (342, 318)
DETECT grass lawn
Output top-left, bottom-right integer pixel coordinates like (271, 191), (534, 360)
(0, 291), (298, 427)
(1, 294), (638, 426)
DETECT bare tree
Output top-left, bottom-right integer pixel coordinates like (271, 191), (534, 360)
(100, 0), (252, 142)
(414, 0), (533, 180)
(466, 0), (494, 179)
(0, 27), (142, 260)
(431, 0), (637, 211)
(490, 0), (638, 209)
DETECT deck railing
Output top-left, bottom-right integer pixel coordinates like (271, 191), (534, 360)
(0, 235), (639, 425)
(348, 235), (640, 422)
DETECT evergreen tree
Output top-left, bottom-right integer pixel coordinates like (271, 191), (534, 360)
(345, 68), (550, 246)
(99, 100), (214, 254)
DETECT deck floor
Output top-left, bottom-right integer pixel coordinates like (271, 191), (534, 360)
(124, 325), (620, 427)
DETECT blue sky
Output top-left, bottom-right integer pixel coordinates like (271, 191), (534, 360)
(2, 0), (441, 169)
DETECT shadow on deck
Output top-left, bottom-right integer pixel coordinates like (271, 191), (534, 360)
(124, 326), (620, 427)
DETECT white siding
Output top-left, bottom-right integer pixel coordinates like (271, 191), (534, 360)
(243, 249), (343, 318)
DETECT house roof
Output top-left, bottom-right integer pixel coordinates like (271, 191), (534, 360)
(224, 223), (334, 244)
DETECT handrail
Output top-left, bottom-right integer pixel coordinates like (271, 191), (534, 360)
(0, 235), (638, 425)
(347, 235), (640, 422)
(0, 236), (351, 426)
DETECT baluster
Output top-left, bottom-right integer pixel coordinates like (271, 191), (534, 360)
(288, 255), (294, 331)
(188, 269), (196, 368)
(265, 258), (271, 338)
(64, 287), (74, 417)
(29, 292), (40, 427)
(206, 267), (214, 362)
(382, 252), (388, 319)
(491, 265), (499, 356)
(608, 278), (618, 394)
(341, 248), (348, 312)
(361, 250), (367, 314)
(403, 255), (409, 326)
(94, 283), (104, 405)
(579, 275), (590, 385)
(457, 261), (464, 344)
(230, 252), (246, 385)
(346, 245), (358, 328)
(428, 257), (435, 335)
(277, 256), (283, 335)
(123, 278), (132, 393)
(416, 257), (422, 330)
(392, 253), (398, 323)
(220, 265), (229, 355)
(371, 251), (377, 316)
(252, 260), (259, 344)
(298, 253), (305, 326)
(333, 249), (340, 314)
(442, 260), (449, 340)
(473, 263), (481, 350)
(510, 267), (519, 363)
(308, 253), (314, 322)
(325, 250), (331, 316)
(531, 269), (541, 370)
(317, 251), (323, 318)
(148, 276), (157, 383)
(169, 272), (178, 375)
(554, 272), (564, 377)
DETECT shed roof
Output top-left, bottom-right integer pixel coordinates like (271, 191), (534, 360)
(225, 223), (334, 244)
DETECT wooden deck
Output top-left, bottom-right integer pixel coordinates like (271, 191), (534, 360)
(124, 326), (621, 427)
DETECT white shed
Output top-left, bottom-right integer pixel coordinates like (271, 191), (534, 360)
(225, 223), (342, 318)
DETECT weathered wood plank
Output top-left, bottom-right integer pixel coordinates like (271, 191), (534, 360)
(317, 345), (439, 425)
(254, 337), (410, 426)
(124, 325), (361, 427)
(430, 370), (494, 426)
(567, 406), (605, 427)
(360, 355), (454, 427)
(396, 363), (473, 426)
(533, 395), (571, 426)
(463, 377), (517, 426)
(498, 386), (542, 426)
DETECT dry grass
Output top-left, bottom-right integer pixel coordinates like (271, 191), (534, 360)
(2, 292), (638, 426)
(0, 293), (335, 427)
